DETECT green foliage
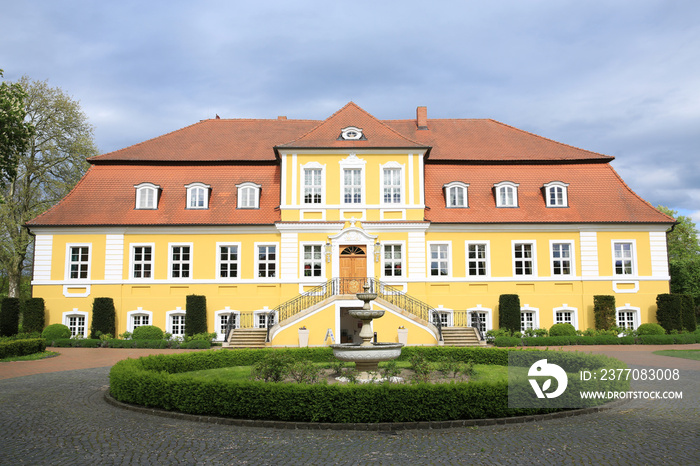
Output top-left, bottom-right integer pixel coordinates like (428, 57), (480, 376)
(680, 294), (697, 332)
(0, 70), (34, 185)
(41, 323), (71, 341)
(669, 258), (700, 304)
(185, 332), (217, 342)
(656, 294), (683, 333)
(109, 348), (628, 423)
(0, 297), (20, 336)
(380, 359), (401, 378)
(549, 323), (576, 336)
(185, 295), (207, 336)
(0, 338), (46, 358)
(132, 325), (164, 340)
(593, 295), (616, 330)
(498, 294), (521, 333)
(21, 298), (45, 334)
(251, 352), (293, 382)
(409, 352), (432, 383)
(656, 206), (700, 262)
(636, 323), (666, 335)
(90, 297), (116, 339)
(288, 360), (321, 384)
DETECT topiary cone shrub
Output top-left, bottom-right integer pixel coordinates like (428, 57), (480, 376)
(185, 295), (207, 336)
(593, 295), (616, 330)
(498, 294), (521, 333)
(22, 298), (45, 334)
(0, 298), (21, 337)
(90, 297), (116, 338)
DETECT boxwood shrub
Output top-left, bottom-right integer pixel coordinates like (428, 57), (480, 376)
(0, 338), (47, 359)
(498, 294), (521, 333)
(549, 323), (577, 337)
(185, 295), (207, 336)
(42, 324), (72, 342)
(90, 297), (116, 339)
(593, 295), (616, 330)
(132, 325), (164, 340)
(22, 298), (45, 334)
(0, 298), (21, 337)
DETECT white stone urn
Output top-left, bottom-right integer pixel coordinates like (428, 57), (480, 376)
(397, 327), (408, 345)
(298, 327), (309, 347)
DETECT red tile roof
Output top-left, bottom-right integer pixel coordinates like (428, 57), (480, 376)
(425, 163), (673, 224)
(28, 164), (280, 226)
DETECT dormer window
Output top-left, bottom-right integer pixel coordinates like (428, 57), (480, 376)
(236, 182), (261, 209)
(444, 182), (468, 208)
(134, 183), (159, 209)
(544, 181), (569, 207)
(339, 126), (365, 140)
(185, 182), (210, 209)
(494, 181), (519, 207)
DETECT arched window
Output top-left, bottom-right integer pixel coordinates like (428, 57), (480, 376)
(236, 182), (261, 209)
(134, 183), (159, 209)
(494, 181), (519, 207)
(185, 182), (210, 209)
(444, 181), (468, 208)
(544, 181), (569, 207)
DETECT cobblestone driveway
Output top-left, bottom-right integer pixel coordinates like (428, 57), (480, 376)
(0, 349), (698, 465)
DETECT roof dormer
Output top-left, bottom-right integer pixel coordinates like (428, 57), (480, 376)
(134, 183), (160, 210)
(185, 182), (211, 209)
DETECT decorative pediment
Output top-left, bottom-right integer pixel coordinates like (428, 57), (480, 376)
(328, 223), (377, 244)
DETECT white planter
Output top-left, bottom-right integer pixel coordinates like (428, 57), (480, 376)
(298, 329), (309, 347)
(397, 328), (408, 345)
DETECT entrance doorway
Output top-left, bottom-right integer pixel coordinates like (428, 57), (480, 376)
(339, 245), (366, 294)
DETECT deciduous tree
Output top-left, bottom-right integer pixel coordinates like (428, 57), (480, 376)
(0, 76), (98, 298)
(0, 70), (34, 186)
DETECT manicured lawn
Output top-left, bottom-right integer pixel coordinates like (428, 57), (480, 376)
(0, 351), (59, 363)
(652, 349), (700, 361)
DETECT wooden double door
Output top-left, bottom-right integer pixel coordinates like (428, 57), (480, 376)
(338, 245), (366, 294)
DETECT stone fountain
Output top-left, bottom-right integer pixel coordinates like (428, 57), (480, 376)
(330, 284), (403, 381)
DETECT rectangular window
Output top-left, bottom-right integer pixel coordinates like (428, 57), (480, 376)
(304, 169), (322, 204)
(433, 312), (449, 327)
(614, 242), (634, 275)
(343, 168), (362, 204)
(521, 312), (534, 331)
(467, 243), (488, 276)
(551, 243), (572, 276)
(67, 316), (85, 337)
(132, 314), (150, 329)
(220, 313), (237, 336)
(383, 244), (402, 277)
(133, 246), (153, 279)
(448, 186), (464, 207)
(555, 311), (573, 325)
(69, 246), (90, 279)
(171, 245), (191, 278)
(257, 312), (275, 329)
(514, 243), (534, 276)
(383, 168), (401, 203)
(258, 245), (276, 278)
(219, 245), (239, 278)
(430, 244), (449, 276)
(303, 245), (323, 277)
(171, 315), (185, 336)
(471, 312), (487, 333)
(617, 311), (636, 329)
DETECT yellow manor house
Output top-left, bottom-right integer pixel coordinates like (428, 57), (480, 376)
(27, 102), (674, 347)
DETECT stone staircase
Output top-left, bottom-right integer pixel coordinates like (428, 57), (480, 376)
(224, 328), (267, 348)
(440, 327), (485, 347)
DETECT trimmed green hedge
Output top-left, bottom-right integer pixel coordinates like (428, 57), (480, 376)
(0, 298), (21, 337)
(22, 298), (45, 334)
(47, 338), (212, 349)
(0, 338), (47, 359)
(495, 333), (700, 347)
(498, 294), (521, 333)
(109, 347), (627, 423)
(185, 295), (207, 336)
(90, 297), (116, 338)
(657, 294), (683, 333)
(593, 295), (616, 330)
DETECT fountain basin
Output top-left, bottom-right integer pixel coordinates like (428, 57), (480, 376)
(330, 342), (404, 376)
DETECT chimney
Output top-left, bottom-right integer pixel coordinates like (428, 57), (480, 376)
(416, 106), (428, 130)
(278, 116), (287, 120)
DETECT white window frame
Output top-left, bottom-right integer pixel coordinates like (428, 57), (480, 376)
(302, 162), (325, 205)
(432, 306), (454, 327)
(166, 308), (186, 337)
(185, 182), (210, 209)
(520, 305), (540, 332)
(169, 243), (193, 279)
(512, 241), (537, 277)
(339, 154), (367, 206)
(612, 240), (637, 277)
(380, 162), (404, 205)
(253, 308), (277, 329)
(494, 181), (519, 207)
(236, 182), (261, 209)
(553, 306), (579, 330)
(62, 310), (89, 338)
(65, 244), (91, 280)
(465, 241), (490, 277)
(130, 243), (155, 279)
(616, 306), (640, 330)
(215, 308), (240, 341)
(382, 242), (405, 279)
(301, 242), (325, 280)
(216, 242), (241, 280)
(427, 242), (452, 278)
(126, 308), (153, 333)
(550, 240), (575, 277)
(544, 181), (569, 207)
(468, 306), (493, 333)
(255, 243), (279, 279)
(134, 182), (159, 209)
(444, 181), (468, 208)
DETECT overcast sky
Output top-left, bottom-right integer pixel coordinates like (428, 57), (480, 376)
(2, 1), (699, 224)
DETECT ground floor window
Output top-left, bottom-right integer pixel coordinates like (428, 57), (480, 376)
(67, 315), (85, 337)
(617, 309), (638, 330)
(255, 311), (276, 329)
(521, 312), (535, 331)
(432, 311), (451, 327)
(469, 310), (490, 333)
(169, 314), (186, 336)
(127, 309), (153, 333)
(554, 307), (578, 329)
